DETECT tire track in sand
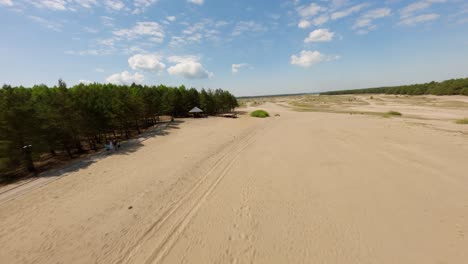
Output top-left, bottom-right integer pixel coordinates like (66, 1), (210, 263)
(116, 120), (269, 264)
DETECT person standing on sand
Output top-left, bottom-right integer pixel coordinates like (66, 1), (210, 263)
(109, 140), (113, 151)
(112, 139), (119, 151)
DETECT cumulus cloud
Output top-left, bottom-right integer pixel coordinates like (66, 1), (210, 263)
(0, 0), (13, 6)
(113, 21), (164, 43)
(298, 19), (311, 29)
(290, 50), (324, 67)
(297, 3), (324, 18)
(167, 56), (213, 79)
(133, 0), (158, 14)
(290, 50), (339, 67)
(128, 54), (165, 72)
(232, 63), (251, 74)
(304, 28), (334, 43)
(106, 71), (144, 85)
(105, 0), (125, 11)
(166, 16), (176, 22)
(187, 0), (203, 5)
(353, 8), (391, 33)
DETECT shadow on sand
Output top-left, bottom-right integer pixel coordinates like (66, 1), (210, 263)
(37, 120), (184, 179)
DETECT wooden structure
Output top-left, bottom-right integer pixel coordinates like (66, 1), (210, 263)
(189, 107), (204, 118)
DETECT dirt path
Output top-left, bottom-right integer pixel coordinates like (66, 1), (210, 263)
(1, 104), (468, 263)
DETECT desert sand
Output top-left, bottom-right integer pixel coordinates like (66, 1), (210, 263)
(1, 95), (468, 263)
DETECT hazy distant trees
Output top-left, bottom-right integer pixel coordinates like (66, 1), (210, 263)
(321, 78), (468, 96)
(0, 81), (238, 178)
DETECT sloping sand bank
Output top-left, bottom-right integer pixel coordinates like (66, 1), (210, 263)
(1, 102), (468, 263)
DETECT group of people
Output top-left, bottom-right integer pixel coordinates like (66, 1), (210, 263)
(105, 139), (121, 152)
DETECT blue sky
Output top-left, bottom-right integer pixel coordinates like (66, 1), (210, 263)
(0, 0), (467, 96)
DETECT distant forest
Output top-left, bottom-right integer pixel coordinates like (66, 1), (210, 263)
(0, 81), (238, 178)
(321, 78), (468, 96)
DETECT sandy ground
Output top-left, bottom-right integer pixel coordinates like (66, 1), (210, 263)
(1, 97), (468, 263)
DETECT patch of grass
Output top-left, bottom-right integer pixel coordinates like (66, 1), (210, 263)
(455, 118), (468, 124)
(383, 111), (402, 118)
(250, 110), (270, 118)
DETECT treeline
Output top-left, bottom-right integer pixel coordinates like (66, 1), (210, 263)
(321, 78), (468, 96)
(0, 80), (238, 177)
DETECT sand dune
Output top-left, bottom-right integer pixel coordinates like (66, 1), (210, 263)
(1, 98), (468, 263)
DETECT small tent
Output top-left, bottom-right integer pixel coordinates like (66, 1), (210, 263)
(189, 107), (204, 117)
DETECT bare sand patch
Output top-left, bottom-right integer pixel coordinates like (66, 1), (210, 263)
(1, 97), (468, 263)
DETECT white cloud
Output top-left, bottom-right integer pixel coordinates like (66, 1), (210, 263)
(353, 8), (391, 33)
(304, 28), (334, 43)
(97, 38), (115, 47)
(0, 0), (13, 6)
(169, 19), (223, 47)
(166, 16), (176, 22)
(25, 0), (122, 11)
(187, 0), (203, 5)
(313, 15), (329, 26)
(65, 49), (113, 56)
(290, 50), (325, 67)
(101, 16), (114, 27)
(399, 0), (446, 25)
(399, 13), (440, 25)
(84, 26), (98, 34)
(78, 80), (93, 84)
(133, 0), (158, 14)
(331, 3), (368, 20)
(105, 0), (125, 11)
(123, 46), (147, 54)
(29, 16), (63, 31)
(232, 21), (267, 36)
(290, 50), (339, 68)
(128, 54), (166, 72)
(106, 71), (144, 85)
(400, 0), (446, 18)
(75, 0), (97, 9)
(178, 22), (207, 42)
(95, 68), (105, 73)
(232, 63), (251, 74)
(298, 19), (311, 28)
(114, 21), (165, 43)
(167, 56), (213, 79)
(32, 0), (67, 10)
(297, 3), (324, 17)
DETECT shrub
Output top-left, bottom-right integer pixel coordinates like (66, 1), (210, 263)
(387, 111), (402, 116)
(382, 111), (402, 118)
(455, 118), (468, 124)
(250, 110), (269, 118)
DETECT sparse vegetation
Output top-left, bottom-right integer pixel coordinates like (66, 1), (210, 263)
(383, 111), (402, 118)
(387, 111), (402, 116)
(455, 118), (468, 124)
(250, 110), (270, 118)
